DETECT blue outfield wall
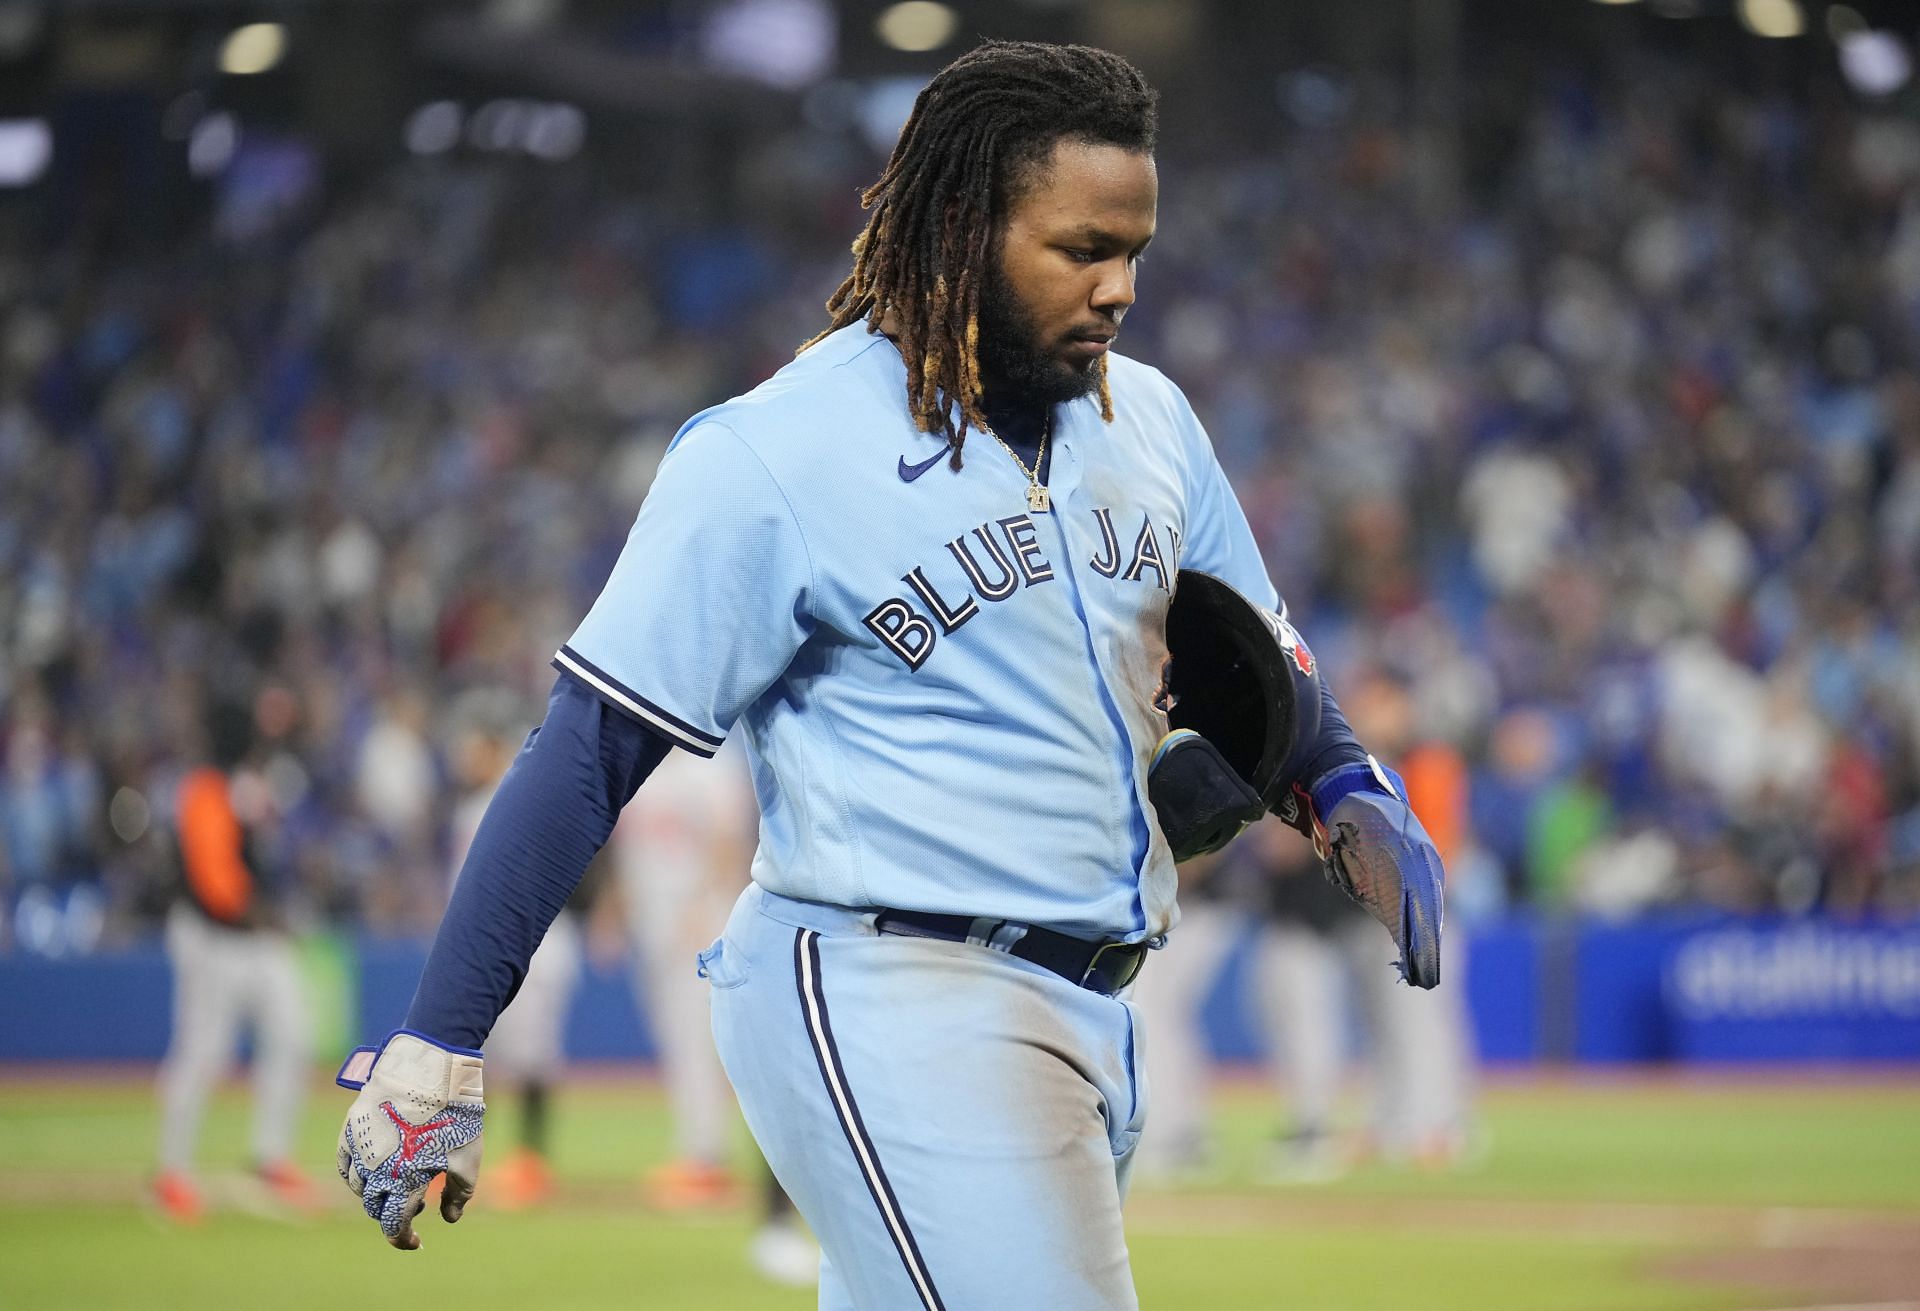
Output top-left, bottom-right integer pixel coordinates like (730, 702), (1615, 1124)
(3, 914), (1919, 1065)
(352, 940), (656, 1063)
(0, 951), (175, 1062)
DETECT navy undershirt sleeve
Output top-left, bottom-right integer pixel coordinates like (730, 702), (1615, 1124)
(404, 673), (673, 1048)
(1300, 678), (1370, 784)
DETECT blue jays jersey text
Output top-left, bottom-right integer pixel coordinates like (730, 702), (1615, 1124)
(560, 325), (1276, 940)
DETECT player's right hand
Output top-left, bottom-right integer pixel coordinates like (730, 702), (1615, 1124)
(335, 1030), (487, 1250)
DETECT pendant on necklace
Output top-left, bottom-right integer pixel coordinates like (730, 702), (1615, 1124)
(1028, 483), (1051, 513)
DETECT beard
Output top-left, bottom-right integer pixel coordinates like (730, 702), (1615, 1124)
(975, 257), (1103, 411)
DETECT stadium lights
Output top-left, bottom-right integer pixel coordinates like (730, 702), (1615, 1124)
(424, 99), (586, 161)
(405, 101), (464, 155)
(856, 76), (927, 153)
(0, 118), (51, 188)
(1738, 0), (1804, 38)
(523, 103), (585, 160)
(876, 2), (957, 53)
(219, 22), (286, 75)
(1840, 31), (1913, 96)
(702, 0), (835, 89)
(189, 112), (238, 177)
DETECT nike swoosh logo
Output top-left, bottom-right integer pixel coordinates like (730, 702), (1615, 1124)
(898, 450), (948, 483)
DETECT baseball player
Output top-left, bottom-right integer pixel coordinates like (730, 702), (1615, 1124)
(336, 40), (1444, 1310)
(613, 743), (755, 1208)
(614, 743), (820, 1285)
(1127, 850), (1245, 1181)
(1337, 669), (1480, 1166)
(153, 698), (316, 1221)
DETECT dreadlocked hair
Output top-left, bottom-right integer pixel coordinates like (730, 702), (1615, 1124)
(800, 40), (1158, 467)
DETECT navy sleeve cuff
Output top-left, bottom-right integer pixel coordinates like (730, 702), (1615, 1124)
(1300, 677), (1371, 787)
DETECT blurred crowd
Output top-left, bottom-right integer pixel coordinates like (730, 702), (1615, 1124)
(3, 44), (1918, 952)
(1186, 56), (1920, 926)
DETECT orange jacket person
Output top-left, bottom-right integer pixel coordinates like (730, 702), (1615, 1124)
(153, 700), (316, 1221)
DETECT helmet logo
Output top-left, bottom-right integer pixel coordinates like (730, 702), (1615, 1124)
(1279, 620), (1315, 677)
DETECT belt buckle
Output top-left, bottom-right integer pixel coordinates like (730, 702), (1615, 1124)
(1081, 940), (1144, 994)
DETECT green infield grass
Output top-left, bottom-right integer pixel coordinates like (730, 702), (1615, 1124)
(1, 1071), (1916, 1310)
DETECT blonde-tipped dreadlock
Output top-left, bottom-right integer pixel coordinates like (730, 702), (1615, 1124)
(799, 40), (1157, 468)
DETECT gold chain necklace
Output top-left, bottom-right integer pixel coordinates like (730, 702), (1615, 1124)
(981, 411), (1052, 513)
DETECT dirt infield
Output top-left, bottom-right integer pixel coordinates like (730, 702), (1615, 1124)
(1121, 1194), (1920, 1308)
(1661, 1243), (1920, 1309)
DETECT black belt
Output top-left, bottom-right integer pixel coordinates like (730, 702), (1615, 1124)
(872, 909), (1149, 996)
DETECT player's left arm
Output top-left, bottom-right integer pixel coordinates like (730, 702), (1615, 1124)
(337, 416), (813, 1248)
(1170, 392), (1445, 987)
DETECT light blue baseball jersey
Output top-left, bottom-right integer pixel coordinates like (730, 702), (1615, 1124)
(558, 323), (1277, 941)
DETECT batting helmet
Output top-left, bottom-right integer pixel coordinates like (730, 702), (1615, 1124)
(1162, 570), (1324, 814)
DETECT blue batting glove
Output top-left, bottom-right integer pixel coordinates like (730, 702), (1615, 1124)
(1306, 759), (1445, 989)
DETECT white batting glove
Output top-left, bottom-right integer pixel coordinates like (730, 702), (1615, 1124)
(335, 1029), (487, 1250)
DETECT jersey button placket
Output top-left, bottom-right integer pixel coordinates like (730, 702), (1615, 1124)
(1034, 432), (1138, 900)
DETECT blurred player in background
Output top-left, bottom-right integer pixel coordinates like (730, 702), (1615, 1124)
(1139, 670), (1480, 1182)
(1251, 667), (1479, 1173)
(445, 698), (583, 1209)
(1130, 850), (1244, 1181)
(1341, 669), (1479, 1166)
(614, 743), (818, 1286)
(614, 744), (753, 1208)
(1253, 819), (1373, 1181)
(153, 697), (316, 1221)
(1132, 821), (1375, 1185)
